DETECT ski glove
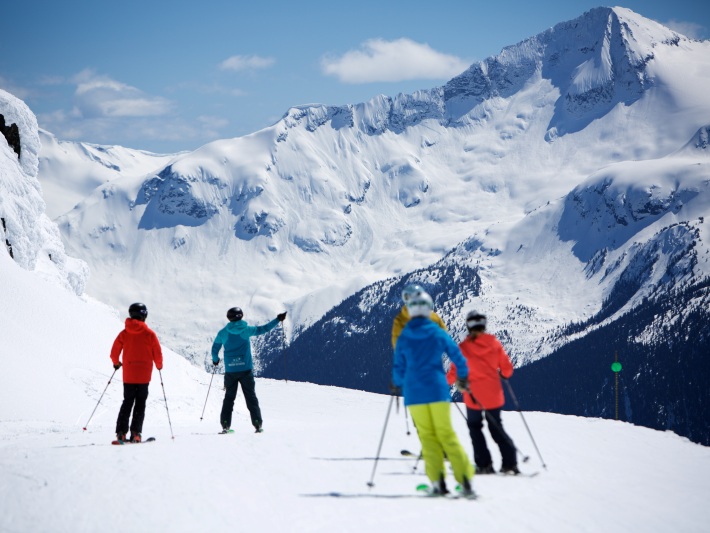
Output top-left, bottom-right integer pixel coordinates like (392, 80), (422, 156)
(389, 382), (402, 396)
(455, 377), (469, 392)
(213, 359), (220, 367)
(277, 312), (287, 322)
(113, 362), (122, 370)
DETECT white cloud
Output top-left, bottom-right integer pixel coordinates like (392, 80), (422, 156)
(72, 70), (173, 118)
(660, 19), (705, 40)
(36, 70), (188, 149)
(219, 55), (275, 72)
(321, 38), (470, 84)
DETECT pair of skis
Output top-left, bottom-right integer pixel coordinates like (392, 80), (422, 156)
(219, 428), (263, 434)
(111, 437), (156, 445)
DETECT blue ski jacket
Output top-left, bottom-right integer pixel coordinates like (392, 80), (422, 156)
(393, 316), (469, 406)
(212, 318), (279, 373)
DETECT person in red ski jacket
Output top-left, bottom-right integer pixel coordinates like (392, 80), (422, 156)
(110, 302), (163, 443)
(447, 310), (519, 475)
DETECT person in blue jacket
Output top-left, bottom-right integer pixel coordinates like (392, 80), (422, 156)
(393, 291), (475, 497)
(212, 306), (286, 433)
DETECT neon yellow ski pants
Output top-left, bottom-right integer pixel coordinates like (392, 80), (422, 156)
(408, 401), (474, 485)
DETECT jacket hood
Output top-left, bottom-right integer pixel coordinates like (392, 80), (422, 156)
(404, 317), (435, 339)
(125, 318), (150, 333)
(224, 320), (249, 334)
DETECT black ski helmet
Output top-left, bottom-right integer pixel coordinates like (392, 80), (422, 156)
(227, 307), (243, 321)
(128, 302), (148, 321)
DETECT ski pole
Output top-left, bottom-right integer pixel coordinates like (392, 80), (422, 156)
(281, 321), (288, 383)
(465, 388), (530, 463)
(404, 403), (411, 435)
(412, 451), (423, 473)
(367, 395), (395, 488)
(200, 365), (217, 421)
(82, 368), (118, 430)
(503, 379), (547, 469)
(158, 369), (175, 440)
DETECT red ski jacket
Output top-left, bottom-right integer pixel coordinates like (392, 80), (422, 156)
(110, 319), (163, 384)
(447, 333), (513, 410)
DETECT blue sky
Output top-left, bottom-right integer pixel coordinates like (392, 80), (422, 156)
(1, 0), (708, 153)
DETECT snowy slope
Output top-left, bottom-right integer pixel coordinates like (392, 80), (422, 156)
(1, 249), (710, 533)
(47, 7), (710, 366)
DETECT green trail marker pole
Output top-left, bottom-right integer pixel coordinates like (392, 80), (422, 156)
(611, 351), (622, 420)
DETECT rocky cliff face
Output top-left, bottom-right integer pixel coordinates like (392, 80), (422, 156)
(0, 89), (88, 295)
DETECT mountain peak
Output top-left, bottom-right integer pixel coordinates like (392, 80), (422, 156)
(444, 6), (688, 132)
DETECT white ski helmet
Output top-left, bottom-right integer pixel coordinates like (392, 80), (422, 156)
(401, 283), (425, 304)
(407, 292), (433, 318)
(465, 310), (487, 330)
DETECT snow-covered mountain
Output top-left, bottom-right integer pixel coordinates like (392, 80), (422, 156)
(33, 7), (710, 443)
(48, 7), (710, 364)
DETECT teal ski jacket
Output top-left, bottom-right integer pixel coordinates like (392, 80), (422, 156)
(212, 318), (279, 372)
(393, 316), (469, 406)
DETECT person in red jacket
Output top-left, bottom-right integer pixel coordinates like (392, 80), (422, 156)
(110, 302), (163, 443)
(447, 310), (519, 475)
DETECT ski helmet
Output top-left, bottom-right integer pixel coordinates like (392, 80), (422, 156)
(227, 307), (243, 321)
(401, 283), (425, 304)
(406, 292), (433, 318)
(465, 310), (486, 330)
(128, 302), (148, 321)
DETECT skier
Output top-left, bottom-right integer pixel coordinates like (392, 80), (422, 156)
(390, 283), (448, 459)
(447, 310), (519, 475)
(212, 307), (286, 433)
(391, 283), (447, 348)
(110, 302), (163, 443)
(392, 291), (475, 497)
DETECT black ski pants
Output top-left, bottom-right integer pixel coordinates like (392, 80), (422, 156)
(116, 383), (149, 436)
(466, 407), (517, 469)
(220, 370), (262, 430)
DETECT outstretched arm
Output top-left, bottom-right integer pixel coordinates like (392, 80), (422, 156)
(246, 318), (280, 337)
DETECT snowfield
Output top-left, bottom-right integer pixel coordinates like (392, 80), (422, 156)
(3, 384), (709, 533)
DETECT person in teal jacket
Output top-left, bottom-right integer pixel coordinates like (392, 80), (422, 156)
(212, 306), (286, 433)
(393, 292), (475, 497)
